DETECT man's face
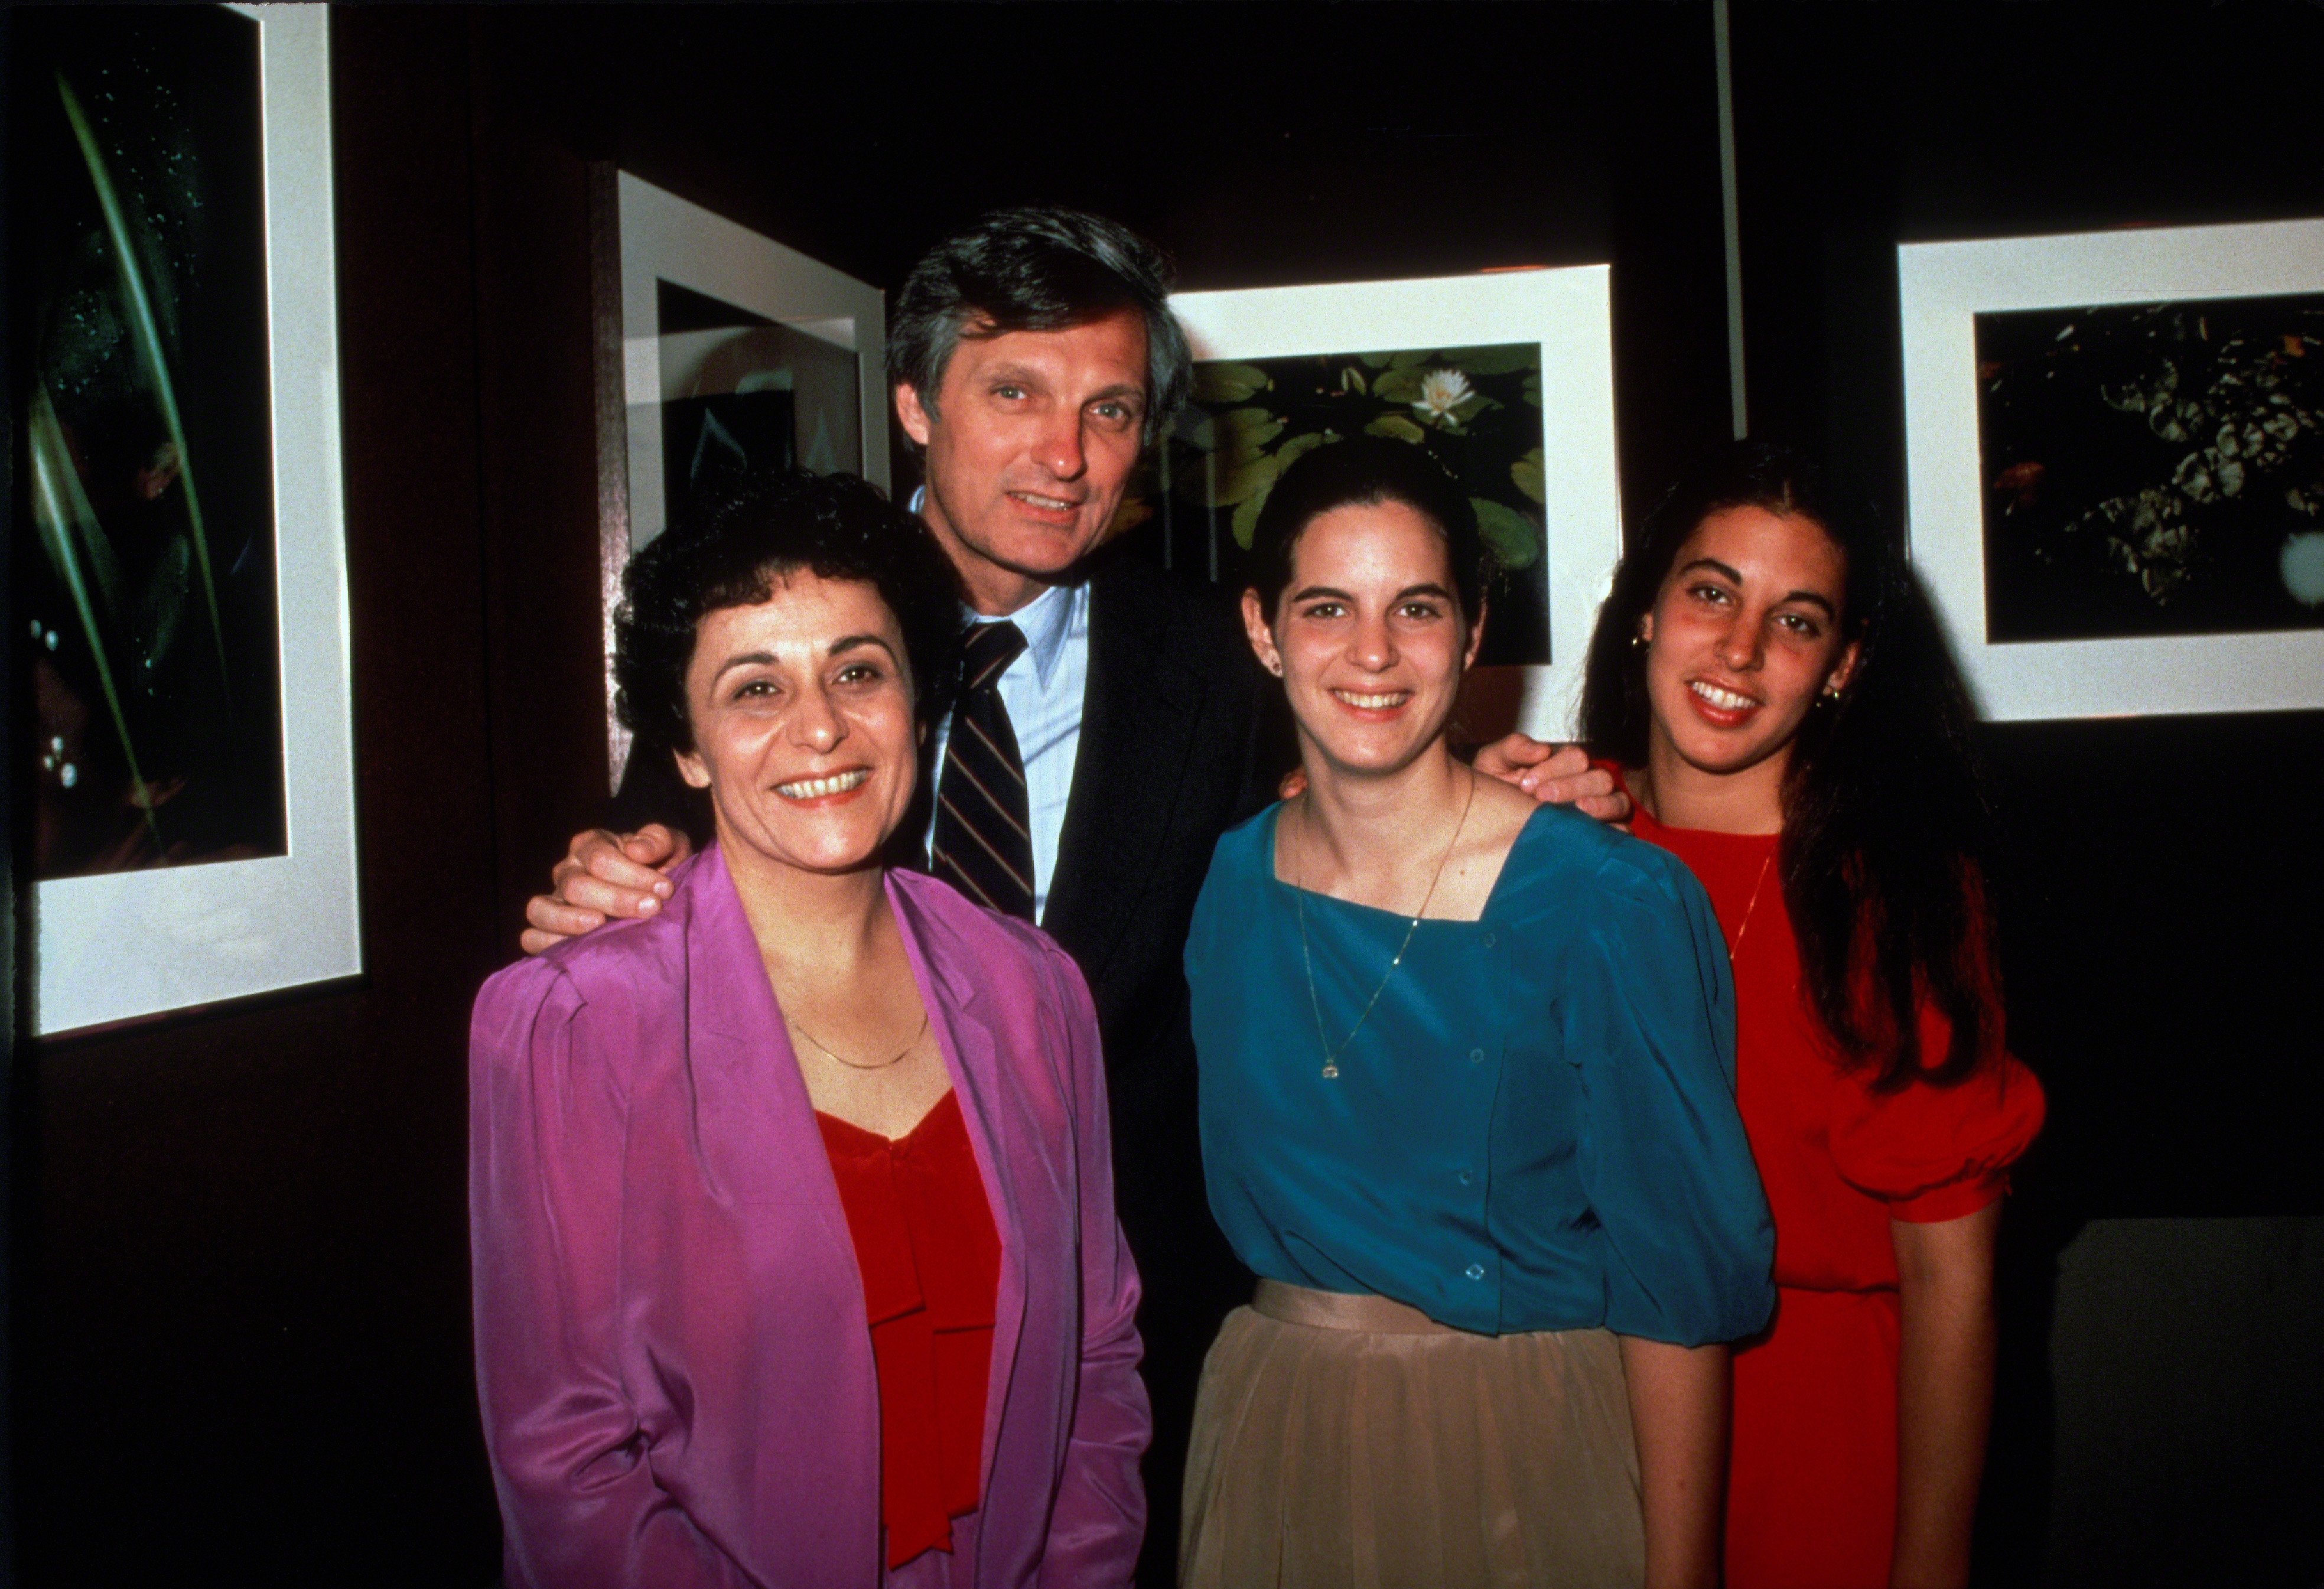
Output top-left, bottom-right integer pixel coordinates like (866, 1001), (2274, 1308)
(894, 308), (1149, 614)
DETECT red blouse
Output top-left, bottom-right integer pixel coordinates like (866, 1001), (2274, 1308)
(1625, 802), (2046, 1285)
(1624, 791), (2045, 1589)
(816, 1090), (1003, 1571)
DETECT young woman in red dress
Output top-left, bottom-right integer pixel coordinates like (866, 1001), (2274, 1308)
(1576, 443), (2045, 1589)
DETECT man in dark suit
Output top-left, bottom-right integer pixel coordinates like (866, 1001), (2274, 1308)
(523, 208), (1615, 1583)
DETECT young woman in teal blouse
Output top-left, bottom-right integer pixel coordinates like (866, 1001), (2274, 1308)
(1178, 439), (1773, 1589)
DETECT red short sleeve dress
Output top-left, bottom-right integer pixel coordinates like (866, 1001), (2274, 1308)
(1627, 800), (2045, 1589)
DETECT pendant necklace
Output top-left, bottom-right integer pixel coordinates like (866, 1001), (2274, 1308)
(1293, 769), (1477, 1080)
(787, 1007), (929, 1072)
(1727, 850), (1775, 963)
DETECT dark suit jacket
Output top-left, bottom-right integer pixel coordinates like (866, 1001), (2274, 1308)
(1041, 555), (1277, 1428)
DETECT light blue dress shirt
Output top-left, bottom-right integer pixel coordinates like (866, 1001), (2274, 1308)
(1187, 801), (1775, 1344)
(923, 579), (1090, 924)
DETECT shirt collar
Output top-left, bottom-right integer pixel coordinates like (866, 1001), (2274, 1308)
(972, 579), (1081, 691)
(914, 486), (1084, 689)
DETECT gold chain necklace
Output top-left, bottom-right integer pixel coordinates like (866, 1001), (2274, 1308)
(1727, 850), (1775, 962)
(1293, 770), (1477, 1080)
(787, 1007), (929, 1072)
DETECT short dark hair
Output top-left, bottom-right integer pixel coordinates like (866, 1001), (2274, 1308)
(1246, 437), (1491, 625)
(614, 470), (964, 754)
(886, 207), (1191, 447)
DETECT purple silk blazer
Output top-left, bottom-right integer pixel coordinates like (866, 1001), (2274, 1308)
(469, 848), (1149, 1588)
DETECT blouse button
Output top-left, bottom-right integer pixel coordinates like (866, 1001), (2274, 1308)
(1483, 932), (1496, 947)
(1468, 1048), (1485, 1065)
(1464, 1262), (1486, 1281)
(1457, 1169), (1473, 1186)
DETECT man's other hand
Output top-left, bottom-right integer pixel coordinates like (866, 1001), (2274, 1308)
(519, 824), (693, 955)
(1472, 734), (1631, 825)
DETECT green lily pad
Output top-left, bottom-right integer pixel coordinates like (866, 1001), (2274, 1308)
(1214, 450), (1281, 508)
(1364, 413), (1428, 444)
(1512, 448), (1545, 504)
(1173, 411), (1217, 451)
(1232, 487), (1271, 549)
(1371, 367), (1427, 403)
(1193, 362), (1272, 404)
(1472, 497), (1542, 570)
(1215, 408), (1285, 463)
(1275, 429), (1333, 472)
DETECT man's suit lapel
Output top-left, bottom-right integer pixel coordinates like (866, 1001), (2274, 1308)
(1042, 562), (1209, 1001)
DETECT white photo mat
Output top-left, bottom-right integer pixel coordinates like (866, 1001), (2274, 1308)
(604, 173), (887, 784)
(34, 4), (360, 1036)
(1168, 268), (1625, 741)
(1899, 217), (2324, 721)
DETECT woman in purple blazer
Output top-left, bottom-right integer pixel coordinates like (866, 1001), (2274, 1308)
(469, 471), (1148, 1588)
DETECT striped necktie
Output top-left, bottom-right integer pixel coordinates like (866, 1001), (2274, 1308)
(932, 620), (1036, 922)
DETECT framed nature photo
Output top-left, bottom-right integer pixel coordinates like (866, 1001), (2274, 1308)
(1899, 218), (2324, 719)
(18, 4), (359, 1034)
(1160, 268), (1623, 737)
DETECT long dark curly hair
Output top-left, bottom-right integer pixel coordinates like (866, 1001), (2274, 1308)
(1579, 442), (2000, 1092)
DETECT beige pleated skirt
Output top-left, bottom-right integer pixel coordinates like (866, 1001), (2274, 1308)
(1180, 1281), (1643, 1589)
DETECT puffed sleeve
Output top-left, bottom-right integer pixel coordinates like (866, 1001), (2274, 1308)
(468, 958), (753, 1589)
(1830, 997), (2047, 1223)
(1033, 939), (1151, 1587)
(1567, 851), (1776, 1345)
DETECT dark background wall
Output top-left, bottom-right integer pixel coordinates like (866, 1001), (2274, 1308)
(1726, 9), (2324, 1584)
(8, 5), (2319, 1585)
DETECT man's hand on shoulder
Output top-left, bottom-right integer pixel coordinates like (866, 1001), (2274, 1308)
(1472, 734), (1632, 825)
(519, 824), (693, 956)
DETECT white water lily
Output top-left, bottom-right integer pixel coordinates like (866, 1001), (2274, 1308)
(1413, 368), (1472, 423)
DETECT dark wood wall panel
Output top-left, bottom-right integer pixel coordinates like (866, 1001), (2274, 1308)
(471, 1), (1735, 526)
(1729, 0), (2324, 1220)
(466, 39), (624, 935)
(13, 9), (503, 1583)
(1727, 8), (2324, 1582)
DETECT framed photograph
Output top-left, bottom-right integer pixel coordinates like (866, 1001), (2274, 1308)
(1899, 218), (2324, 720)
(594, 172), (887, 787)
(19, 4), (358, 1035)
(1158, 268), (1624, 738)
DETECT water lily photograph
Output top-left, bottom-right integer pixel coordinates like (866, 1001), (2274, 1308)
(1138, 340), (1552, 665)
(1973, 292), (2324, 644)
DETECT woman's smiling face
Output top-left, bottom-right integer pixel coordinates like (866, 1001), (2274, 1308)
(674, 570), (921, 880)
(1245, 499), (1482, 780)
(1641, 504), (1860, 783)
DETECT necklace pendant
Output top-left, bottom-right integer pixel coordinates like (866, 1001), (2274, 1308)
(1320, 1061), (1340, 1080)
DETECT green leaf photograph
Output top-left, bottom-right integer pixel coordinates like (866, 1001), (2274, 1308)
(1141, 341), (1552, 665)
(1974, 293), (2324, 642)
(17, 5), (289, 878)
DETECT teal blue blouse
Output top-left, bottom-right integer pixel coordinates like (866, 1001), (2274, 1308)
(1186, 802), (1774, 1345)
